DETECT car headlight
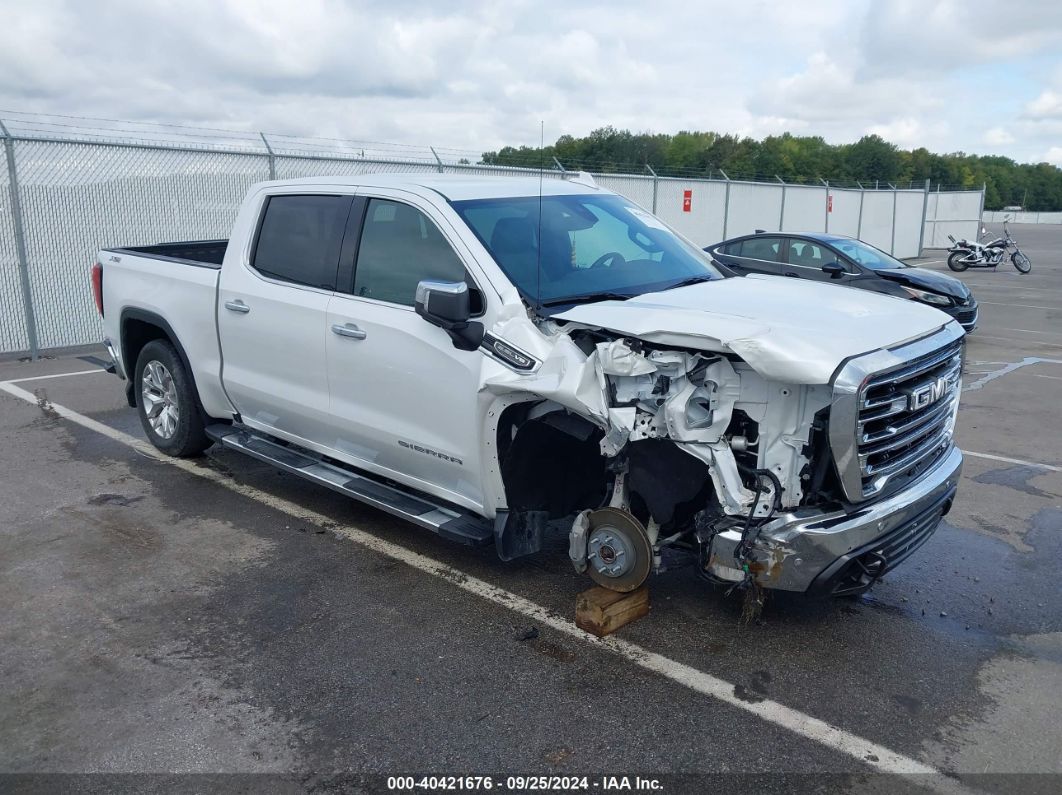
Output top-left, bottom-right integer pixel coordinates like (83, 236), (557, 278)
(901, 286), (952, 306)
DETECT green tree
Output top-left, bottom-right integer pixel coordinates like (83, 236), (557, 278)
(479, 127), (1062, 209)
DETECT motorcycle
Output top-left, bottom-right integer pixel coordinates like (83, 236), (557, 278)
(947, 218), (1032, 274)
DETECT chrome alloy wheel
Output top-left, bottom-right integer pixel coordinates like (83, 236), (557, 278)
(141, 360), (180, 439)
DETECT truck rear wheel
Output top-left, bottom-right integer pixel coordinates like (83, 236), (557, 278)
(135, 340), (210, 457)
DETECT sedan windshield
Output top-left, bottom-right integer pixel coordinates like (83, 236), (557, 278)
(829, 238), (908, 270)
(452, 193), (721, 307)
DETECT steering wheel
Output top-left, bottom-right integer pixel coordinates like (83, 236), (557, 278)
(590, 251), (626, 269)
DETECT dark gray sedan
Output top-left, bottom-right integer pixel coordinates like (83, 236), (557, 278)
(705, 232), (978, 332)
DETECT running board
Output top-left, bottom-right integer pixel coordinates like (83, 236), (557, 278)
(204, 424), (493, 547)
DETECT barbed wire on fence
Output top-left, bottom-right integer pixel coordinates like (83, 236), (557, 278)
(0, 110), (979, 191)
(0, 109), (986, 358)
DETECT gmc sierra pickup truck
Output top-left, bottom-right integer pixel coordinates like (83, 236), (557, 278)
(94, 174), (964, 597)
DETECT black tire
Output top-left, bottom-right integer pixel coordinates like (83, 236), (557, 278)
(947, 251), (969, 272)
(1012, 251), (1032, 274)
(134, 339), (210, 457)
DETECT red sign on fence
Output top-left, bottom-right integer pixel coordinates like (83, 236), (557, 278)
(827, 194), (833, 213)
(682, 189), (692, 212)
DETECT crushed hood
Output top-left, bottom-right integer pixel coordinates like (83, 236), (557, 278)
(554, 274), (954, 384)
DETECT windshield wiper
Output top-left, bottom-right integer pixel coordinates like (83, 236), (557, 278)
(661, 275), (714, 290)
(540, 292), (632, 307)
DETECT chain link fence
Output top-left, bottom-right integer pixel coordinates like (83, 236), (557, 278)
(0, 114), (985, 357)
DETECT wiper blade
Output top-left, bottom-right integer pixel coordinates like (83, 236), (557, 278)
(663, 276), (714, 290)
(540, 292), (632, 307)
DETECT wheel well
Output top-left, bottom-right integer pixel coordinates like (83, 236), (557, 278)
(495, 403), (715, 531)
(496, 403), (609, 518)
(119, 311), (202, 415)
(122, 318), (171, 377)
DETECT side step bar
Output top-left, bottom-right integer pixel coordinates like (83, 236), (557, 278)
(204, 424), (493, 547)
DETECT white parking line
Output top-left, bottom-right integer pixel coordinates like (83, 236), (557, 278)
(1034, 373), (1062, 381)
(0, 375), (977, 791)
(963, 450), (1060, 472)
(978, 301), (1058, 311)
(2, 368), (108, 384)
(973, 334), (1062, 348)
(999, 328), (1062, 336)
(957, 282), (1062, 295)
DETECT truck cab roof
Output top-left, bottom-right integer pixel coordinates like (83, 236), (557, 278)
(251, 173), (601, 202)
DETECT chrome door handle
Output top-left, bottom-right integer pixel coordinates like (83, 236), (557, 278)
(331, 323), (367, 340)
(224, 300), (250, 313)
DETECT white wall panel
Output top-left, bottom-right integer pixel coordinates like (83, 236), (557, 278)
(653, 178), (727, 247)
(781, 184), (828, 233)
(825, 188), (861, 238)
(725, 182), (784, 238)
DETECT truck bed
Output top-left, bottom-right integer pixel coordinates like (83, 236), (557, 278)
(108, 240), (228, 268)
(99, 239), (231, 420)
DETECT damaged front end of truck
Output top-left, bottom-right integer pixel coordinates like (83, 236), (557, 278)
(484, 304), (965, 600)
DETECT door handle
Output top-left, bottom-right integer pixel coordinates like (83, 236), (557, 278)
(331, 323), (367, 340)
(224, 299), (250, 313)
(785, 271), (799, 277)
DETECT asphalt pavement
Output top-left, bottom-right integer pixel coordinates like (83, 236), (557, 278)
(1, 223), (1059, 794)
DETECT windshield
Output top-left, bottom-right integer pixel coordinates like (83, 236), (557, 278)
(452, 193), (722, 306)
(829, 238), (907, 271)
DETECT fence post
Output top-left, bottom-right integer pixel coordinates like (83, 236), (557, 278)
(429, 147), (444, 174)
(889, 184), (899, 254)
(978, 181), (986, 231)
(259, 132), (276, 180)
(646, 163), (658, 214)
(0, 118), (40, 360)
(820, 178), (829, 233)
(856, 182), (865, 239)
(776, 175), (786, 231)
(917, 178), (930, 255)
(720, 168), (731, 240)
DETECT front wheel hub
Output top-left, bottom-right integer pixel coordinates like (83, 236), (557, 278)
(585, 507), (652, 592)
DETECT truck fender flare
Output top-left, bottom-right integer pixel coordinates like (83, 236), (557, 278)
(119, 308), (207, 418)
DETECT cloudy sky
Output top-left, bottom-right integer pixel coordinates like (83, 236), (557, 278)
(2, 0), (1061, 164)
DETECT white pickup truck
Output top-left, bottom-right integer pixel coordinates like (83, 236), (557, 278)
(94, 174), (964, 597)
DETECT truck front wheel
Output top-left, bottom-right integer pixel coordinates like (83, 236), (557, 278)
(135, 340), (210, 457)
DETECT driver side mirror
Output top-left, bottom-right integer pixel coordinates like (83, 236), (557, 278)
(821, 262), (846, 279)
(415, 280), (484, 351)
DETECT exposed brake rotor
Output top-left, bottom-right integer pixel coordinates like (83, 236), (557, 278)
(585, 506), (652, 592)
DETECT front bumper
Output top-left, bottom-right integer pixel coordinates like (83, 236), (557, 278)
(946, 302), (978, 332)
(705, 445), (963, 594)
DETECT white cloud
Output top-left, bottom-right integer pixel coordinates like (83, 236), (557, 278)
(0, 0), (1060, 164)
(1026, 90), (1062, 119)
(984, 127), (1016, 145)
(1046, 147), (1062, 166)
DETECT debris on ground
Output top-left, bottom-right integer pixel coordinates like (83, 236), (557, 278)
(514, 626), (539, 642)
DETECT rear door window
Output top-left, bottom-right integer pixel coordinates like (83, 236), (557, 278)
(786, 239), (826, 267)
(252, 195), (353, 290)
(735, 236), (784, 262)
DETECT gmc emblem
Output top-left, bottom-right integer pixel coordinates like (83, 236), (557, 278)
(907, 377), (949, 411)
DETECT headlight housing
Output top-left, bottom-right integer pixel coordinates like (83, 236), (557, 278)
(901, 286), (952, 306)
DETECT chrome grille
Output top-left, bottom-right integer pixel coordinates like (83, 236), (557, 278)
(828, 325), (965, 504)
(856, 340), (962, 498)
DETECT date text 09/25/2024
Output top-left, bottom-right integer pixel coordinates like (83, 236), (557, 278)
(386, 776), (664, 791)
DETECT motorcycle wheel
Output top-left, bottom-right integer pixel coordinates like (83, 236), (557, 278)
(947, 251), (970, 272)
(1012, 251), (1032, 274)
